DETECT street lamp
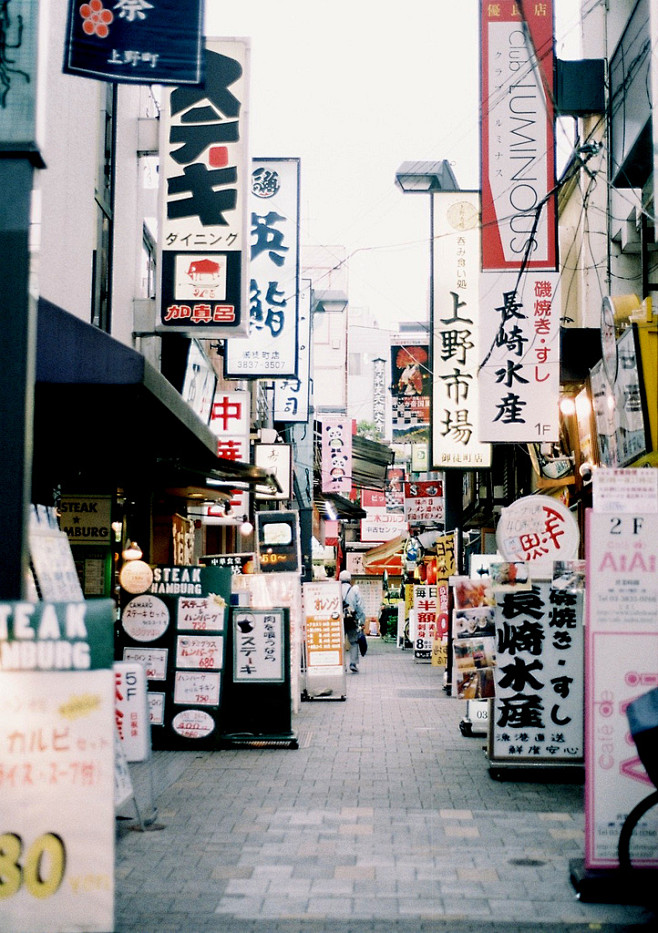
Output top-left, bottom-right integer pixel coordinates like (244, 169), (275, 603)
(394, 160), (459, 471)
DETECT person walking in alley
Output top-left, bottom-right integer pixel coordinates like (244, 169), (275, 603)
(340, 569), (366, 673)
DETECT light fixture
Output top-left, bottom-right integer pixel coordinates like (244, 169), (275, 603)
(111, 520), (123, 541)
(394, 160), (459, 193)
(324, 500), (338, 521)
(122, 540), (143, 561)
(559, 396), (576, 417)
(239, 515), (253, 536)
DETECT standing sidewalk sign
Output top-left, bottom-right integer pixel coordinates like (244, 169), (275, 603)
(117, 566), (232, 750)
(301, 581), (346, 700)
(584, 471), (658, 870)
(220, 608), (298, 747)
(0, 599), (115, 933)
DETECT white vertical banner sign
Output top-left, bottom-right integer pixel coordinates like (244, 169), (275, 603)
(157, 39), (250, 337)
(491, 581), (584, 765)
(225, 158), (300, 377)
(585, 504), (658, 870)
(274, 279), (312, 421)
(433, 191), (491, 467)
(479, 271), (561, 443)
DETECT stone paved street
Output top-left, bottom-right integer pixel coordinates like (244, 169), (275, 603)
(115, 639), (657, 932)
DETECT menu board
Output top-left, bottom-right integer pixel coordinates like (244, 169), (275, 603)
(117, 566), (231, 750)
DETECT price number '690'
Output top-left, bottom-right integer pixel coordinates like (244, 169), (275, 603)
(0, 832), (66, 900)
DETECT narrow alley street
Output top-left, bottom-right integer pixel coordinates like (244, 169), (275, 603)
(114, 639), (656, 933)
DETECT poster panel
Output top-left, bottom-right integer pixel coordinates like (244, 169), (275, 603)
(480, 0), (556, 270)
(157, 40), (250, 337)
(585, 510), (658, 869)
(433, 191), (492, 468)
(390, 344), (430, 444)
(225, 158), (300, 377)
(479, 271), (561, 442)
(233, 609), (285, 682)
(404, 480), (444, 524)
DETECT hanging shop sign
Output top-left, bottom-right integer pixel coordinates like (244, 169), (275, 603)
(200, 552), (256, 574)
(0, 599), (115, 933)
(433, 191), (492, 468)
(157, 39), (250, 337)
(585, 504), (658, 870)
(118, 566), (231, 749)
(496, 495), (579, 571)
(254, 443), (292, 500)
(480, 0), (557, 271)
(403, 480), (445, 524)
(225, 158), (300, 377)
(58, 494), (112, 546)
(490, 576), (584, 765)
(273, 278), (312, 422)
(360, 511), (408, 543)
(207, 389), (250, 522)
(390, 344), (430, 444)
(182, 340), (216, 424)
(385, 467), (405, 512)
(320, 417), (352, 495)
(256, 510), (301, 574)
(479, 271), (561, 443)
(64, 0), (204, 86)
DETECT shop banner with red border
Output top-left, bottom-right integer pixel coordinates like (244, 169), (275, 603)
(480, 0), (557, 270)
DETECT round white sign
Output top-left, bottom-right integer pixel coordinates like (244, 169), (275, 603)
(496, 495), (579, 564)
(121, 594), (170, 642)
(172, 709), (215, 739)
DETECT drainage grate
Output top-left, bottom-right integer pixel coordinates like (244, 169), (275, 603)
(508, 857), (546, 867)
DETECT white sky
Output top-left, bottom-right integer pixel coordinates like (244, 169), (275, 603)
(204, 1), (583, 330)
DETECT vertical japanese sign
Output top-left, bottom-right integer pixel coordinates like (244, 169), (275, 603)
(433, 191), (492, 467)
(158, 39), (250, 336)
(390, 344), (430, 444)
(372, 357), (387, 438)
(480, 0), (556, 271)
(321, 417), (352, 494)
(585, 509), (658, 869)
(479, 271), (561, 442)
(302, 581), (344, 672)
(0, 0), (39, 146)
(274, 278), (312, 422)
(225, 158), (300, 376)
(0, 600), (115, 933)
(490, 580), (584, 764)
(207, 389), (250, 523)
(413, 583), (437, 660)
(233, 608), (285, 682)
(385, 467), (405, 512)
(64, 0), (204, 85)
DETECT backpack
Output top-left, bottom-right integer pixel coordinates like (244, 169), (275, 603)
(343, 585), (359, 634)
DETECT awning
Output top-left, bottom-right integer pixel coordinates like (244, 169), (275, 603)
(362, 534), (406, 575)
(32, 300), (276, 495)
(317, 492), (367, 521)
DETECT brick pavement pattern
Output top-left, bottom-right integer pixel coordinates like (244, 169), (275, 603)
(115, 638), (657, 933)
